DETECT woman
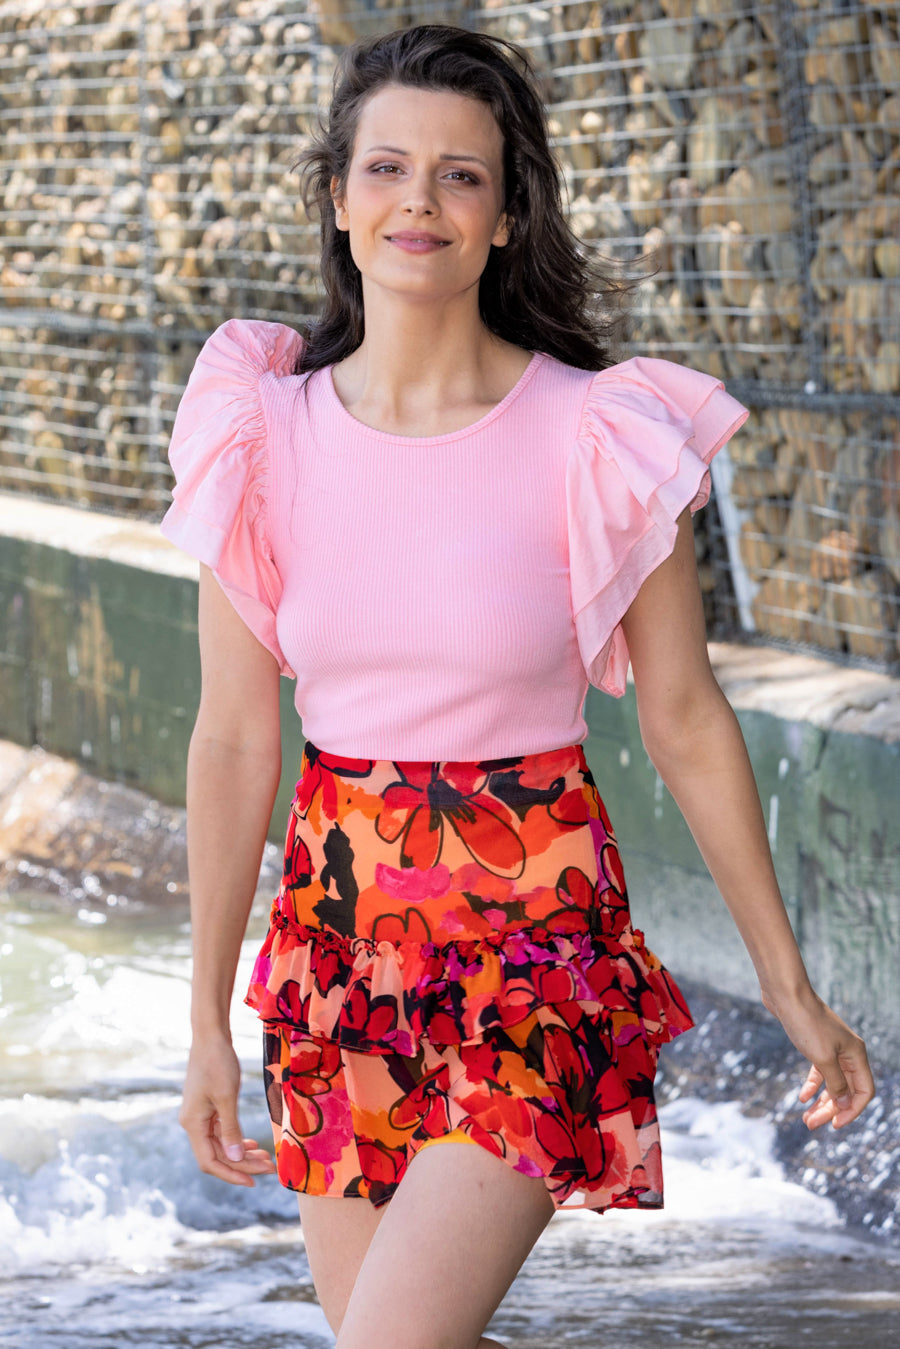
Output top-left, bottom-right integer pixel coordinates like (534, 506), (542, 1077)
(160, 24), (875, 1349)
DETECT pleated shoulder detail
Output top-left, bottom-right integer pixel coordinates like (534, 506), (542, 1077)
(159, 317), (304, 676)
(566, 355), (750, 696)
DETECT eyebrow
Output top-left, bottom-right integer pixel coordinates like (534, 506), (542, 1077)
(363, 145), (491, 170)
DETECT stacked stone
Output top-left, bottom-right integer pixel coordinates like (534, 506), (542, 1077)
(1, 1), (343, 512)
(475, 0), (899, 661)
(0, 1), (333, 322)
(0, 0), (897, 658)
(727, 406), (899, 659)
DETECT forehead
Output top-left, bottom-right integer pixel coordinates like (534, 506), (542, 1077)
(353, 84), (503, 156)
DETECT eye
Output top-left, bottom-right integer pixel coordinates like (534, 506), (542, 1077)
(369, 162), (402, 174)
(445, 169), (479, 184)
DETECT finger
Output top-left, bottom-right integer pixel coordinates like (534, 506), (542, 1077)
(241, 1138), (277, 1169)
(830, 1057), (876, 1129)
(803, 1071), (876, 1132)
(200, 1156), (257, 1184)
(231, 1150), (277, 1175)
(209, 1134), (265, 1162)
(212, 1107), (249, 1164)
(831, 1099), (866, 1128)
(208, 1123), (276, 1173)
(184, 1116), (257, 1186)
(802, 1089), (837, 1131)
(181, 1107), (260, 1186)
(797, 1065), (823, 1104)
(210, 1137), (276, 1175)
(812, 1051), (853, 1114)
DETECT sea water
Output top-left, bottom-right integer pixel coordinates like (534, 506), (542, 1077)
(0, 891), (897, 1349)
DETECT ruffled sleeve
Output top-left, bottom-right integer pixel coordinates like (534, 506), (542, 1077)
(159, 317), (304, 677)
(567, 355), (749, 696)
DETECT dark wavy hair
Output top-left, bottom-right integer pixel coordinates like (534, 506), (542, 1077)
(290, 24), (642, 374)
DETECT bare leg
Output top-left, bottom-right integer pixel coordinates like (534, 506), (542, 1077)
(298, 1190), (386, 1335)
(299, 1176), (521, 1348)
(332, 1140), (555, 1349)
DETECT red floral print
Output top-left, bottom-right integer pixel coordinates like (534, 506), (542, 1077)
(294, 745), (375, 821)
(248, 742), (693, 1213)
(375, 763), (527, 877)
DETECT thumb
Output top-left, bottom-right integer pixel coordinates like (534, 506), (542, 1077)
(217, 1112), (246, 1162)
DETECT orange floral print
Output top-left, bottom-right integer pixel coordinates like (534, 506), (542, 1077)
(246, 742), (693, 1211)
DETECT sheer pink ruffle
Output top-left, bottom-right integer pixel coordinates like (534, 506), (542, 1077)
(567, 355), (749, 695)
(159, 318), (303, 675)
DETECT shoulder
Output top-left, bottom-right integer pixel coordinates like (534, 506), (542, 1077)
(564, 354), (749, 695)
(164, 321), (309, 505)
(193, 317), (306, 382)
(539, 350), (742, 423)
(530, 350), (597, 406)
(172, 320), (309, 440)
(555, 354), (749, 472)
(164, 319), (307, 468)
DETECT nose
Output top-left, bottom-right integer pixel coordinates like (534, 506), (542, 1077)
(400, 170), (439, 216)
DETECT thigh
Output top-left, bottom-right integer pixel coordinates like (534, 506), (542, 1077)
(334, 1139), (556, 1349)
(298, 1192), (387, 1333)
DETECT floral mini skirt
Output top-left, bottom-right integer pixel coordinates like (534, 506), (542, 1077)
(244, 741), (694, 1211)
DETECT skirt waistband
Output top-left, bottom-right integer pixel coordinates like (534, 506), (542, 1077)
(299, 738), (591, 778)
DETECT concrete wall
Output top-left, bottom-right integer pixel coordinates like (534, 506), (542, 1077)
(586, 650), (900, 1046)
(2, 492), (898, 1045)
(0, 494), (303, 816)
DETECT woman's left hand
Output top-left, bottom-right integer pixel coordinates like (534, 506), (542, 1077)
(762, 986), (876, 1130)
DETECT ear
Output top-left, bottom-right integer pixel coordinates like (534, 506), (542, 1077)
(330, 174), (349, 231)
(492, 211), (512, 248)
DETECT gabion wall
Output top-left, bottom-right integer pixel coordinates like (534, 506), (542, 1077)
(1, 0), (898, 667)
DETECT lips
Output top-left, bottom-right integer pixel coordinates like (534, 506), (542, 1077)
(386, 232), (450, 244)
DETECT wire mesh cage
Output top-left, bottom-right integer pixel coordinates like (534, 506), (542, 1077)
(1, 0), (898, 668)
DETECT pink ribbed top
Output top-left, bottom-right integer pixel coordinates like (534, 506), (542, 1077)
(159, 318), (749, 759)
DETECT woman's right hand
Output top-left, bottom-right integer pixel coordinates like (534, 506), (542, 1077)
(179, 1031), (277, 1186)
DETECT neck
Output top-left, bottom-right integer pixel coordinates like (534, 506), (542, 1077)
(338, 285), (512, 419)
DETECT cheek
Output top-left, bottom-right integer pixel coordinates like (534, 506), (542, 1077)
(448, 191), (497, 232)
(342, 176), (381, 224)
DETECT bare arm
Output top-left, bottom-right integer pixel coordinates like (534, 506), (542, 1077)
(620, 510), (875, 1130)
(178, 563), (281, 1185)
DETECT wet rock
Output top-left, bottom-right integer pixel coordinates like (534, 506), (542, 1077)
(0, 740), (282, 910)
(658, 980), (899, 1241)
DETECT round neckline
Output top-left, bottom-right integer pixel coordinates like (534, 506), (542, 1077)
(321, 350), (545, 445)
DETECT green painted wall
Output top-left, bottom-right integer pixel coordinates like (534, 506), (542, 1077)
(1, 514), (897, 1043)
(0, 530), (303, 824)
(583, 690), (900, 1041)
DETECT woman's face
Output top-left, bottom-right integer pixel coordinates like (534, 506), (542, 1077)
(331, 83), (510, 305)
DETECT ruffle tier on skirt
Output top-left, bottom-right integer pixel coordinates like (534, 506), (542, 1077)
(245, 742), (694, 1210)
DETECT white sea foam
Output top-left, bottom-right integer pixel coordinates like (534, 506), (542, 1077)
(0, 902), (845, 1273)
(550, 1095), (842, 1254)
(0, 1082), (842, 1272)
(658, 1096), (843, 1227)
(0, 904), (293, 1273)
